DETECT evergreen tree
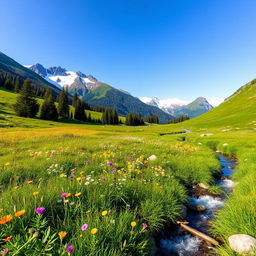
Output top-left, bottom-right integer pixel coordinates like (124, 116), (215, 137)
(57, 88), (69, 118)
(72, 92), (78, 108)
(113, 109), (119, 124)
(74, 98), (86, 121)
(14, 77), (20, 92)
(40, 88), (58, 120)
(14, 79), (39, 117)
(4, 79), (13, 90)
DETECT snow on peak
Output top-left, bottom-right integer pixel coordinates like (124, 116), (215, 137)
(25, 64), (98, 90)
(140, 97), (188, 113)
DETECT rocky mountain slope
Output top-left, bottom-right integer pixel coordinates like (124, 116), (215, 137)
(27, 63), (173, 123)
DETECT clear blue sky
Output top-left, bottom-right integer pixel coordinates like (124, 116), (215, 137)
(1, 0), (256, 101)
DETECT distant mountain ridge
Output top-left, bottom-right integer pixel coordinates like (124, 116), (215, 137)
(26, 63), (173, 123)
(140, 96), (214, 118)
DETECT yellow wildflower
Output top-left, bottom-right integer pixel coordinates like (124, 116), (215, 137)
(90, 228), (98, 235)
(101, 210), (108, 216)
(131, 221), (137, 227)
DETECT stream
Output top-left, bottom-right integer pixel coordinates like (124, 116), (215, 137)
(155, 154), (236, 256)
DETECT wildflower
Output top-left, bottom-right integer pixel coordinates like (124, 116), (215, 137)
(81, 224), (88, 231)
(90, 228), (98, 235)
(101, 210), (108, 216)
(4, 162), (10, 166)
(25, 180), (33, 184)
(33, 191), (39, 196)
(131, 221), (137, 227)
(58, 231), (67, 239)
(61, 193), (71, 198)
(66, 245), (74, 253)
(15, 209), (25, 217)
(0, 248), (10, 255)
(76, 177), (82, 182)
(0, 215), (13, 224)
(35, 207), (45, 214)
(110, 219), (115, 224)
(107, 161), (113, 166)
(80, 171), (85, 175)
(75, 192), (81, 197)
(60, 173), (66, 177)
(142, 223), (148, 228)
(3, 236), (13, 242)
(32, 232), (40, 238)
(86, 210), (91, 214)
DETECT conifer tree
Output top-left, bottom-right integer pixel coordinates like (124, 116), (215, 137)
(57, 88), (69, 118)
(4, 79), (13, 90)
(72, 92), (78, 108)
(40, 88), (58, 120)
(14, 77), (20, 92)
(74, 98), (86, 121)
(14, 79), (39, 117)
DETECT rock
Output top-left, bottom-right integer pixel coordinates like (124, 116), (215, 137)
(198, 183), (209, 190)
(200, 133), (213, 137)
(148, 155), (157, 161)
(188, 203), (206, 212)
(228, 234), (256, 254)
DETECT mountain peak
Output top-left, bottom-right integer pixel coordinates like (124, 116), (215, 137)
(30, 63), (47, 77)
(47, 66), (67, 76)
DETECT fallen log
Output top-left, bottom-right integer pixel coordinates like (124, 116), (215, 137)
(177, 221), (219, 246)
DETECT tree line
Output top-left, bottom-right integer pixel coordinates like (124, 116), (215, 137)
(168, 115), (190, 124)
(2, 76), (160, 126)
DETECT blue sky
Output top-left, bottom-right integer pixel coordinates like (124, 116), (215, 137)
(1, 0), (256, 102)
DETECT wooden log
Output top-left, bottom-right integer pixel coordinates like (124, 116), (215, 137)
(177, 221), (219, 246)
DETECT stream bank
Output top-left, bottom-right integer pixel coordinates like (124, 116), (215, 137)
(154, 154), (237, 256)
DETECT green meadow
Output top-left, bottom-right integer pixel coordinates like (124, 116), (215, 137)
(0, 85), (256, 255)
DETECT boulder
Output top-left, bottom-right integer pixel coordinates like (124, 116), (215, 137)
(188, 203), (206, 212)
(228, 234), (256, 254)
(198, 183), (209, 190)
(148, 155), (157, 161)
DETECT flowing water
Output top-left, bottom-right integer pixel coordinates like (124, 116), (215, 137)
(155, 154), (236, 256)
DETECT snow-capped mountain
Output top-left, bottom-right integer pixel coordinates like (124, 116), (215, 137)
(139, 97), (188, 113)
(25, 63), (173, 123)
(140, 96), (215, 118)
(26, 63), (99, 92)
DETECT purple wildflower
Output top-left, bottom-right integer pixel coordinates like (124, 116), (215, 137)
(35, 207), (45, 214)
(81, 224), (88, 231)
(66, 245), (74, 253)
(142, 223), (148, 228)
(61, 193), (67, 198)
(107, 161), (113, 166)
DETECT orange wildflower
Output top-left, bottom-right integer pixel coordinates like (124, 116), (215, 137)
(3, 235), (13, 241)
(15, 209), (25, 217)
(0, 215), (13, 224)
(58, 231), (67, 239)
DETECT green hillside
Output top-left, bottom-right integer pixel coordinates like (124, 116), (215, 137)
(0, 88), (127, 128)
(0, 52), (61, 95)
(183, 79), (256, 129)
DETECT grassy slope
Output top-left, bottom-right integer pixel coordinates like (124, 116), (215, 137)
(185, 79), (256, 129)
(172, 79), (256, 255)
(0, 89), (221, 255)
(0, 88), (125, 129)
(1, 79), (256, 255)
